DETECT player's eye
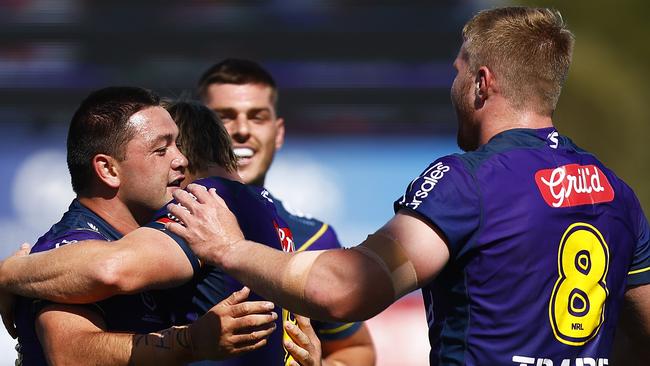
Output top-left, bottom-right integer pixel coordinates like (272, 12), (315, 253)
(155, 147), (168, 156)
(250, 112), (270, 123)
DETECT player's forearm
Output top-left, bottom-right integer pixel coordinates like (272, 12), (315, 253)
(219, 240), (394, 321)
(321, 324), (376, 366)
(42, 326), (194, 365)
(0, 242), (119, 303)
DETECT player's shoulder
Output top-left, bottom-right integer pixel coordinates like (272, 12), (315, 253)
(270, 195), (342, 250)
(273, 197), (322, 225)
(32, 199), (113, 253)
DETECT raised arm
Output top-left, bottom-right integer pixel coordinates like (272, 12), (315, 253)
(35, 287), (277, 365)
(166, 184), (450, 322)
(0, 228), (193, 304)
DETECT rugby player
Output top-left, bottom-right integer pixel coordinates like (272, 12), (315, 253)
(0, 88), (278, 364)
(165, 7), (650, 365)
(197, 58), (375, 366)
(0, 97), (352, 365)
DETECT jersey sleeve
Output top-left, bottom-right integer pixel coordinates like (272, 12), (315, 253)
(312, 319), (363, 341)
(29, 230), (112, 316)
(626, 194), (650, 286)
(144, 216), (202, 275)
(30, 229), (108, 254)
(297, 224), (341, 251)
(393, 156), (481, 255)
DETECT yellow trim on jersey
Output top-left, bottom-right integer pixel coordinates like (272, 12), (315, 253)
(317, 322), (355, 335)
(628, 266), (650, 275)
(297, 223), (329, 252)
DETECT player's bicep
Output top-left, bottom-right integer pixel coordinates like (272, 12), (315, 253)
(374, 209), (450, 289)
(116, 227), (195, 292)
(35, 304), (107, 365)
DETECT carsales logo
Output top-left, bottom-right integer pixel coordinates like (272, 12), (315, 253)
(407, 161), (450, 210)
(535, 164), (614, 208)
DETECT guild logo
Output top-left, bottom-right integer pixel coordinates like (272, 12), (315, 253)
(274, 221), (295, 253)
(535, 164), (614, 208)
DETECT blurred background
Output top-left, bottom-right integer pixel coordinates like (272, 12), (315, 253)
(0, 0), (648, 365)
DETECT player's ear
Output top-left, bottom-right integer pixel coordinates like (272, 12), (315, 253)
(92, 154), (121, 189)
(274, 117), (285, 151)
(474, 66), (494, 108)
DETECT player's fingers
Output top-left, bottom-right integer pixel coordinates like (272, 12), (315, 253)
(2, 315), (17, 339)
(230, 337), (269, 355)
(295, 315), (315, 334)
(167, 202), (191, 223)
(228, 300), (276, 318)
(208, 188), (230, 208)
(14, 243), (31, 257)
(172, 189), (199, 213)
(231, 313), (278, 333)
(185, 183), (211, 204)
(164, 220), (187, 237)
(230, 322), (277, 344)
(222, 287), (250, 306)
(285, 321), (312, 349)
(285, 338), (313, 365)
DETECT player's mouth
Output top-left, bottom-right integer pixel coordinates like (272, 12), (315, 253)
(167, 176), (185, 190)
(233, 147), (255, 167)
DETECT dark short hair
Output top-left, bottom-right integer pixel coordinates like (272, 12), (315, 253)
(67, 86), (161, 195)
(197, 58), (278, 107)
(164, 99), (238, 175)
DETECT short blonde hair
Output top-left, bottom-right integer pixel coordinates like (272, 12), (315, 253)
(462, 7), (574, 115)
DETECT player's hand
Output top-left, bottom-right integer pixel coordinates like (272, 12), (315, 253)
(166, 183), (245, 267)
(189, 287), (277, 360)
(0, 243), (31, 338)
(284, 315), (323, 366)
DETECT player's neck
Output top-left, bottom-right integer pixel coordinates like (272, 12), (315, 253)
(479, 105), (553, 146)
(77, 195), (142, 235)
(199, 165), (243, 183)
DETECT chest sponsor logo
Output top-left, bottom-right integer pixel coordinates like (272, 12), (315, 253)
(274, 221), (295, 253)
(535, 164), (614, 208)
(406, 161), (450, 210)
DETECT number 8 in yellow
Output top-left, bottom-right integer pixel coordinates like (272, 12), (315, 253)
(549, 222), (609, 346)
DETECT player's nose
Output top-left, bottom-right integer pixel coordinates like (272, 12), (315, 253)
(231, 114), (251, 141)
(171, 150), (188, 170)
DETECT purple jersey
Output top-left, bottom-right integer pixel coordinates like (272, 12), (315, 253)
(15, 200), (174, 365)
(271, 195), (363, 340)
(147, 177), (298, 366)
(394, 128), (650, 366)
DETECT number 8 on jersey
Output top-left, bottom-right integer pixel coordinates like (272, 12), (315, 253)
(549, 222), (610, 346)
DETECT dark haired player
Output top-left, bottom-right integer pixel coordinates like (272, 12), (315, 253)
(1, 88), (277, 365)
